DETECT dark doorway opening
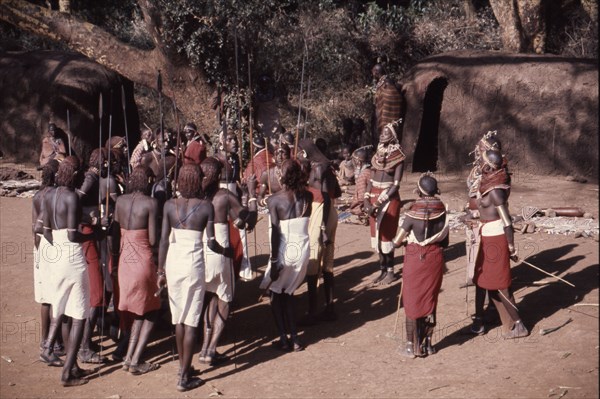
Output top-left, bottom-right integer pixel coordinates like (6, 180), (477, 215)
(412, 77), (448, 172)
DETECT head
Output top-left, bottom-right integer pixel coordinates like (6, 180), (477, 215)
(41, 159), (60, 187)
(379, 123), (398, 145)
(475, 130), (502, 160)
(109, 148), (122, 176)
(298, 138), (329, 164)
(257, 74), (272, 91)
(315, 138), (327, 155)
(219, 131), (238, 154)
(128, 166), (155, 195)
(252, 135), (266, 151)
(481, 149), (503, 172)
(177, 164), (203, 199)
(200, 157), (222, 195)
(280, 159), (306, 192)
(55, 156), (80, 189)
(106, 136), (126, 152)
(340, 145), (352, 161)
(281, 132), (295, 147)
(184, 122), (197, 141)
(372, 64), (385, 81)
(417, 173), (440, 197)
(141, 128), (153, 142)
(352, 148), (367, 167)
(48, 123), (57, 138)
(275, 143), (291, 165)
(89, 148), (108, 176)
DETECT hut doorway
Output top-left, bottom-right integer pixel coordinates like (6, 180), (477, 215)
(412, 77), (448, 172)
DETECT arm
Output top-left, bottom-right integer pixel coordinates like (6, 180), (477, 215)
(317, 165), (332, 245)
(257, 170), (270, 207)
(66, 194), (95, 243)
(393, 217), (413, 248)
(267, 196), (281, 281)
(205, 204), (233, 258)
(147, 199), (159, 247)
(157, 202), (171, 289)
(110, 200), (122, 277)
(363, 177), (374, 215)
(490, 189), (517, 260)
(41, 195), (53, 245)
(377, 162), (403, 205)
(32, 195), (43, 249)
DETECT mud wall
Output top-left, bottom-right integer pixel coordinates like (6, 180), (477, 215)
(400, 50), (598, 178)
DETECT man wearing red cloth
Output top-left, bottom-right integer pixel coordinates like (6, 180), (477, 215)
(394, 174), (448, 358)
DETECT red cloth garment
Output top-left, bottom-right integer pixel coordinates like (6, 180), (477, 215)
(183, 140), (207, 166)
(350, 168), (371, 214)
(403, 243), (444, 319)
(243, 148), (274, 184)
(228, 221), (244, 279)
(307, 186), (325, 204)
(368, 186), (401, 243)
(473, 233), (512, 290)
(81, 224), (104, 307)
(117, 229), (161, 316)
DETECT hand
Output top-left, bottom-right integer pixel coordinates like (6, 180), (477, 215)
(393, 240), (406, 249)
(319, 230), (330, 247)
(157, 275), (167, 290)
(101, 216), (111, 228)
(223, 246), (234, 258)
(509, 246), (519, 262)
(369, 204), (380, 217)
(270, 260), (281, 281)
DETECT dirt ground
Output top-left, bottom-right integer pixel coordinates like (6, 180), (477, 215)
(1, 169), (598, 398)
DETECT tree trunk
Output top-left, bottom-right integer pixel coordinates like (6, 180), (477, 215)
(488, 0), (546, 53)
(0, 0), (216, 131)
(463, 0), (477, 24)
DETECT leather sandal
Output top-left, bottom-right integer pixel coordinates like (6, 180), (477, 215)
(177, 376), (204, 392)
(129, 362), (160, 375)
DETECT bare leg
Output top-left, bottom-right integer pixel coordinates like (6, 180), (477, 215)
(380, 251), (398, 285)
(124, 318), (142, 366)
(206, 299), (230, 365)
(470, 286), (486, 334)
(318, 272), (337, 321)
(299, 274), (319, 326)
(177, 325), (203, 391)
(78, 306), (106, 363)
(61, 318), (87, 386)
(402, 318), (417, 358)
(128, 311), (160, 375)
(41, 315), (64, 366)
(371, 252), (387, 284)
(270, 292), (289, 349)
(199, 294), (216, 362)
(175, 324), (185, 370)
(40, 303), (51, 351)
(284, 294), (303, 351)
(490, 289), (528, 338)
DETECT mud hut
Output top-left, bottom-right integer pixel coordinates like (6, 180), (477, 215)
(400, 50), (598, 178)
(0, 50), (139, 165)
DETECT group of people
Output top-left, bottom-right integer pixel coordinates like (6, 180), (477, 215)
(31, 63), (527, 391)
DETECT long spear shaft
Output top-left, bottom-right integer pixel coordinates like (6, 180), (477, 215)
(98, 93), (103, 215)
(303, 77), (311, 139)
(157, 71), (167, 192)
(247, 52), (254, 175)
(234, 24), (244, 176)
(294, 40), (307, 157)
(172, 99), (182, 188)
(66, 109), (72, 156)
(121, 85), (131, 173)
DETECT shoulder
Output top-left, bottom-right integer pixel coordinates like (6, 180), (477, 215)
(488, 188), (508, 205)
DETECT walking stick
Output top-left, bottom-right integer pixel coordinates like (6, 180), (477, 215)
(66, 108), (72, 156)
(248, 52), (257, 278)
(121, 85), (131, 174)
(517, 258), (575, 287)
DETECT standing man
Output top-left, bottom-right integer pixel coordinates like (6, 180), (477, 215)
(472, 150), (528, 339)
(40, 156), (96, 386)
(183, 122), (211, 166)
(257, 143), (291, 206)
(393, 174), (449, 358)
(372, 64), (404, 144)
(157, 164), (230, 392)
(112, 166), (161, 375)
(130, 128), (154, 170)
(198, 157), (257, 366)
(263, 159), (313, 351)
(364, 122), (405, 285)
(348, 147), (371, 224)
(39, 123), (68, 167)
(298, 139), (341, 324)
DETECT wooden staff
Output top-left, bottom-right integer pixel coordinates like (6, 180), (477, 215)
(66, 108), (72, 156)
(234, 24), (244, 174)
(121, 85), (131, 173)
(294, 39), (307, 158)
(248, 52), (255, 175)
(264, 137), (272, 195)
(517, 258), (575, 287)
(98, 93), (103, 217)
(392, 246), (404, 336)
(172, 98), (182, 188)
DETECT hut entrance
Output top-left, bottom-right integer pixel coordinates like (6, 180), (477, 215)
(412, 77), (448, 172)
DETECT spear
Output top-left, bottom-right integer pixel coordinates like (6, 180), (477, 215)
(106, 90), (113, 214)
(66, 108), (72, 156)
(172, 98), (182, 188)
(247, 52), (255, 175)
(121, 85), (131, 173)
(234, 23), (244, 175)
(98, 92), (103, 216)
(303, 77), (311, 139)
(517, 258), (575, 287)
(294, 39), (308, 157)
(157, 70), (167, 194)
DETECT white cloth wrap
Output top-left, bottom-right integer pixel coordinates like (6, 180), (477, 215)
(481, 219), (505, 236)
(34, 234), (52, 304)
(203, 223), (234, 302)
(165, 228), (205, 327)
(219, 181), (253, 280)
(46, 229), (90, 320)
(260, 217), (310, 294)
